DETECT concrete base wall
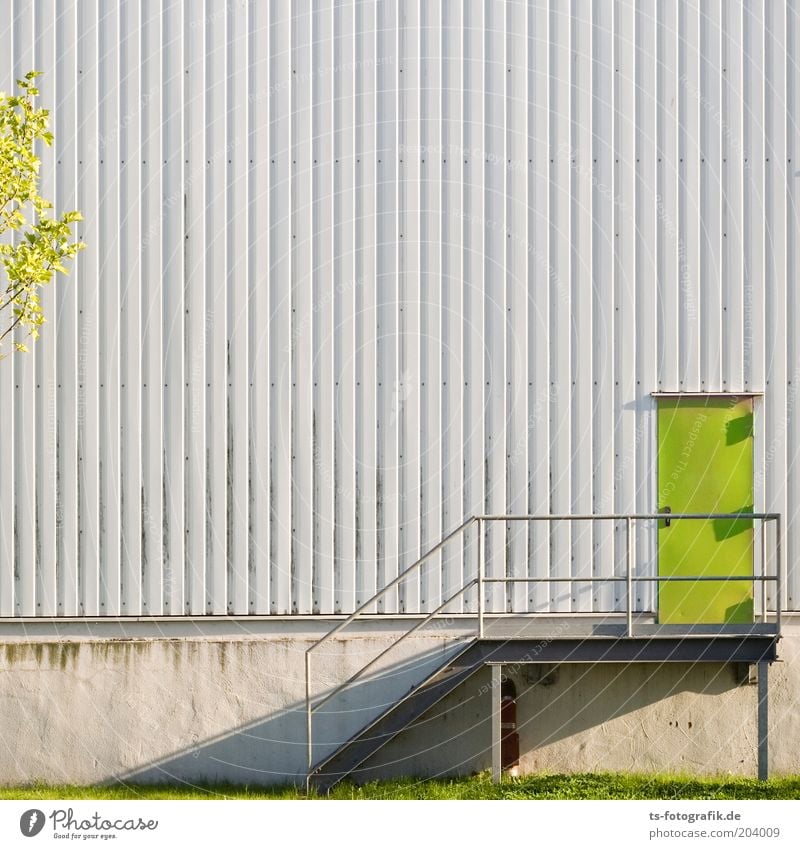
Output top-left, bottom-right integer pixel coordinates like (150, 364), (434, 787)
(0, 621), (797, 786)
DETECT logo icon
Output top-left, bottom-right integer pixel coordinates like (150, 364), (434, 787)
(19, 810), (46, 837)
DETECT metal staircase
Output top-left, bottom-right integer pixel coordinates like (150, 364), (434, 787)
(307, 639), (484, 794)
(305, 513), (782, 792)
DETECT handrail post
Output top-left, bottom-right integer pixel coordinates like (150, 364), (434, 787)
(760, 518), (768, 624)
(626, 516), (633, 638)
(306, 651), (312, 771)
(478, 518), (485, 639)
(776, 514), (782, 636)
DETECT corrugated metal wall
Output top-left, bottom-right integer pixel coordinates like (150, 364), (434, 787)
(0, 0), (798, 617)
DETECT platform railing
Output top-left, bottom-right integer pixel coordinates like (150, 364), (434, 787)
(305, 512), (781, 773)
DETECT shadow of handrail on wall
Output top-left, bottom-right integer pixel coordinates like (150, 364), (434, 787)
(112, 639), (467, 787)
(105, 641), (742, 788)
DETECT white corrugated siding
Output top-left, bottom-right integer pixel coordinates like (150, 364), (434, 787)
(0, 0), (798, 616)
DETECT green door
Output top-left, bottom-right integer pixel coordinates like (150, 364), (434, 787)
(657, 397), (754, 624)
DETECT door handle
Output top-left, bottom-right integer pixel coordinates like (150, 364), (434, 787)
(663, 506), (671, 527)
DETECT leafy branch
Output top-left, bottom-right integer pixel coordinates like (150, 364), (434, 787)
(0, 70), (85, 356)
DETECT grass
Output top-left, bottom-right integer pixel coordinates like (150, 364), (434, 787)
(1, 772), (800, 800)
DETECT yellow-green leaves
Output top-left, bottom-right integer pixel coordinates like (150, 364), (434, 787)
(0, 70), (85, 357)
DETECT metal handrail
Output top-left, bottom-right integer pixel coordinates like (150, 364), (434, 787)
(305, 515), (480, 771)
(484, 576), (778, 581)
(305, 512), (782, 775)
(479, 512), (780, 519)
(310, 580), (478, 718)
(306, 579), (478, 772)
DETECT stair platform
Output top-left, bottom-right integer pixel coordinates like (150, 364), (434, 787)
(472, 634), (778, 665)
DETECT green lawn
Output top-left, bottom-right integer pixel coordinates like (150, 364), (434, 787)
(2, 773), (799, 800)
